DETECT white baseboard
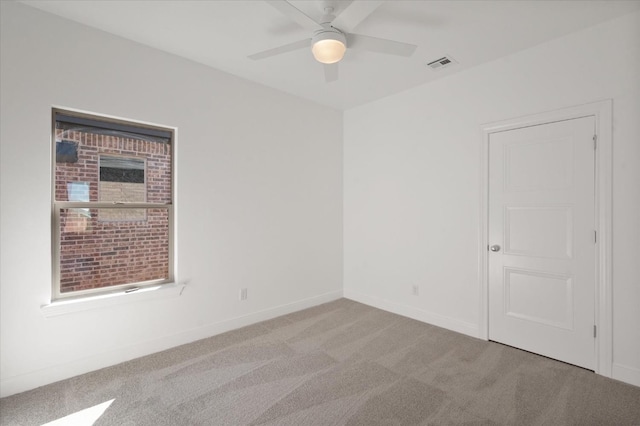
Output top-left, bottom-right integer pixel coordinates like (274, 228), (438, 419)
(0, 290), (343, 398)
(343, 289), (479, 338)
(612, 363), (640, 388)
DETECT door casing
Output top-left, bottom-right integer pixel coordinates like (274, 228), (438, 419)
(478, 100), (612, 377)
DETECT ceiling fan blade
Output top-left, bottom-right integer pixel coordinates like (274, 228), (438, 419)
(331, 0), (384, 33)
(324, 63), (339, 83)
(248, 38), (310, 60)
(346, 33), (417, 57)
(265, 0), (322, 31)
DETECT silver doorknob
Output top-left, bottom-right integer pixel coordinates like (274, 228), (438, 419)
(490, 245), (501, 252)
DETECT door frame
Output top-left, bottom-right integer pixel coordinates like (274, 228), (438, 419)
(478, 100), (613, 377)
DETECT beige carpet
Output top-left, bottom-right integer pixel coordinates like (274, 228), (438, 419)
(1, 299), (639, 425)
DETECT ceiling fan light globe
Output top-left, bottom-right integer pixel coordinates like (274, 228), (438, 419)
(311, 30), (347, 64)
(312, 39), (346, 64)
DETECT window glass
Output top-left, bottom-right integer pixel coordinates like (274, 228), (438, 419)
(58, 208), (169, 294)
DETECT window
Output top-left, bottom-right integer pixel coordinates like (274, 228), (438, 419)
(52, 109), (174, 299)
(98, 156), (146, 221)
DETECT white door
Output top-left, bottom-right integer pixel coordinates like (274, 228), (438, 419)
(488, 116), (596, 370)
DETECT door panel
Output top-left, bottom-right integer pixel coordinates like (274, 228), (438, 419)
(504, 206), (573, 259)
(489, 116), (596, 370)
(505, 137), (574, 191)
(504, 268), (573, 330)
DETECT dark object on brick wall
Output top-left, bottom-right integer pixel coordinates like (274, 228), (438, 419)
(56, 140), (78, 163)
(100, 156), (145, 183)
(100, 167), (144, 183)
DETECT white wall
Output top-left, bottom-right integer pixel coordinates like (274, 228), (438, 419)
(344, 11), (640, 386)
(0, 2), (343, 397)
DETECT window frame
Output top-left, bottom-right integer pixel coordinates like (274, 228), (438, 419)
(51, 107), (175, 301)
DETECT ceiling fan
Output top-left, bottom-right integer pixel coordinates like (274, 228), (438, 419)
(248, 0), (418, 82)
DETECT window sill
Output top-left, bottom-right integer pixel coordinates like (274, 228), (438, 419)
(41, 283), (185, 318)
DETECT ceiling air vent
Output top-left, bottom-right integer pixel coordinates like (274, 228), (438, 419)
(427, 56), (457, 71)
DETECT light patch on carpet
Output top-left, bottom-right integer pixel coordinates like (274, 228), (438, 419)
(41, 399), (114, 426)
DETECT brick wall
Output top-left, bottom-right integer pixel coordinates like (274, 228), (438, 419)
(56, 130), (171, 293)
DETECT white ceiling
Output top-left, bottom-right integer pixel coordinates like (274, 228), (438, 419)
(19, 0), (640, 110)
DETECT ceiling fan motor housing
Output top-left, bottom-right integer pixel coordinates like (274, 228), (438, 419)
(311, 27), (347, 64)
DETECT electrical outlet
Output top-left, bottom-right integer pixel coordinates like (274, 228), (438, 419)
(412, 285), (419, 296)
(240, 288), (248, 301)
